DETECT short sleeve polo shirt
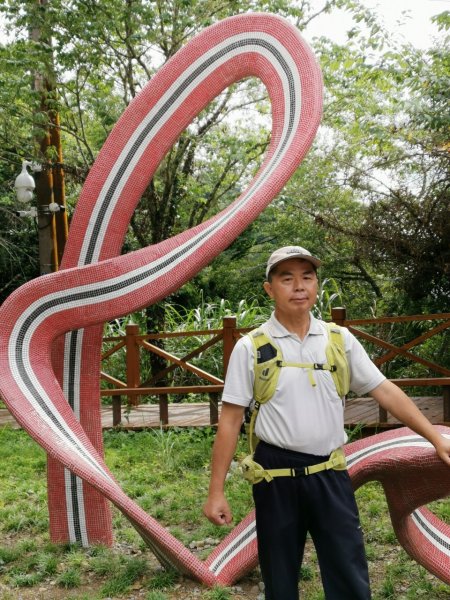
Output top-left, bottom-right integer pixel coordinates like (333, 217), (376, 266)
(222, 313), (385, 455)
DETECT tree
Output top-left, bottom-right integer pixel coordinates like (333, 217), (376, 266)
(0, 40), (42, 297)
(3, 0), (445, 320)
(188, 8), (450, 321)
(0, 1), (356, 302)
(269, 14), (450, 316)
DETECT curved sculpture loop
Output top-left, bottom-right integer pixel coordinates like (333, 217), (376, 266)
(0, 12), (448, 588)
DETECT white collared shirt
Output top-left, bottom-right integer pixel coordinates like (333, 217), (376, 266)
(222, 312), (385, 455)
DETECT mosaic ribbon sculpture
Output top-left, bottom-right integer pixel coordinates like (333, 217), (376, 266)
(0, 12), (448, 587)
(345, 427), (450, 585)
(46, 11), (324, 549)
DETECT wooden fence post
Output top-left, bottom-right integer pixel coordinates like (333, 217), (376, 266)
(159, 394), (168, 426)
(331, 306), (346, 326)
(204, 316), (238, 427)
(378, 405), (388, 424)
(125, 324), (141, 406)
(112, 396), (122, 426)
(222, 316), (237, 377)
(444, 385), (450, 422)
(330, 307), (389, 423)
(209, 392), (219, 425)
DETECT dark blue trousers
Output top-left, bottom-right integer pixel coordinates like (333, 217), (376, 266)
(252, 441), (371, 600)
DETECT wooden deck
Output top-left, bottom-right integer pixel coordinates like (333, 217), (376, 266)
(0, 396), (446, 431)
(344, 396), (444, 428)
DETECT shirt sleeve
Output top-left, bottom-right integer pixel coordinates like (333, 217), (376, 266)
(344, 328), (386, 396)
(221, 335), (255, 407)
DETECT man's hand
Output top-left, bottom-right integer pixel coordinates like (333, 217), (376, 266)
(434, 435), (450, 467)
(203, 492), (233, 525)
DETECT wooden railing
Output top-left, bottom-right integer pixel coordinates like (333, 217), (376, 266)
(331, 308), (450, 423)
(101, 317), (246, 426)
(100, 309), (450, 427)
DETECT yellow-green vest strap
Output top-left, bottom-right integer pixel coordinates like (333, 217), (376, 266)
(248, 324), (348, 405)
(247, 403), (260, 455)
(325, 323), (350, 397)
(240, 448), (347, 485)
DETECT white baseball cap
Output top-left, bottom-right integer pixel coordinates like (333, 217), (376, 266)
(266, 246), (321, 278)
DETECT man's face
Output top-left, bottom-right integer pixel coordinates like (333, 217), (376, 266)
(263, 258), (318, 317)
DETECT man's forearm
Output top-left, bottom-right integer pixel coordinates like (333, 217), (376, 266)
(208, 425), (240, 495)
(208, 402), (245, 491)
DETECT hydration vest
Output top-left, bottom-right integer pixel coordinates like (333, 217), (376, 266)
(250, 322), (350, 407)
(240, 322), (350, 484)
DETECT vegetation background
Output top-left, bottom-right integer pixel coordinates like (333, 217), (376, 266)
(0, 0), (449, 598)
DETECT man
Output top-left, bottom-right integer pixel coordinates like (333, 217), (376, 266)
(203, 245), (450, 600)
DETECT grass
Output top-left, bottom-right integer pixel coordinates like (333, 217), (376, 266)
(0, 425), (448, 599)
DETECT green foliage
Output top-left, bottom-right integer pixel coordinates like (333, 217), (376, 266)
(277, 17), (450, 314)
(203, 586), (232, 600)
(56, 566), (82, 589)
(89, 547), (119, 576)
(314, 277), (343, 321)
(147, 568), (178, 590)
(101, 289), (449, 399)
(100, 556), (148, 595)
(1, 0), (448, 320)
(102, 297), (272, 401)
(300, 564), (315, 581)
(146, 591), (169, 600)
(164, 295), (270, 332)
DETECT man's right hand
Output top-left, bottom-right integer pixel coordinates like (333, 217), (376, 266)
(203, 493), (233, 525)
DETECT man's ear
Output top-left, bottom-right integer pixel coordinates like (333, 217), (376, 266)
(263, 281), (273, 299)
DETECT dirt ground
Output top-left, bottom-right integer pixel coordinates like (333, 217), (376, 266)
(0, 576), (264, 600)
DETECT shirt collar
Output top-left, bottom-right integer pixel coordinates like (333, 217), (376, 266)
(266, 311), (324, 338)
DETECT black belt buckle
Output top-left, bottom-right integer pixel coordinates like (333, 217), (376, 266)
(291, 467), (307, 477)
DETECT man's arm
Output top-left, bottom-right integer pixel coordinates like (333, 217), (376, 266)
(371, 379), (450, 466)
(203, 402), (245, 525)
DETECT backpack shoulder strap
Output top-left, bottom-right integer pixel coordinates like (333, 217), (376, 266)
(246, 327), (282, 454)
(325, 322), (350, 398)
(247, 327), (282, 405)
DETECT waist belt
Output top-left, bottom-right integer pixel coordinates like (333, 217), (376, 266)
(240, 447), (347, 485)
